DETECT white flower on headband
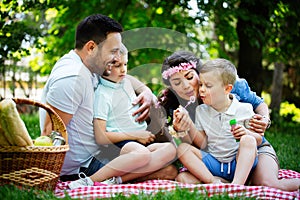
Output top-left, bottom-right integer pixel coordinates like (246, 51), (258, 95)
(162, 61), (197, 79)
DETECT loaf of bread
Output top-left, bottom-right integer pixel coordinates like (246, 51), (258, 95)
(0, 99), (33, 146)
(0, 124), (11, 146)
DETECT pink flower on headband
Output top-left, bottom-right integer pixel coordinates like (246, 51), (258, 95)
(162, 61), (197, 79)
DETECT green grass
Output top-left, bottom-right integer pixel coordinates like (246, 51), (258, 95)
(264, 121), (300, 172)
(1, 113), (299, 199)
(20, 113), (40, 139)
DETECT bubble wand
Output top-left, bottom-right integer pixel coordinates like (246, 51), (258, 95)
(184, 96), (196, 109)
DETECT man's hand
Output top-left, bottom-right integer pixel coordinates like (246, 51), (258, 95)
(131, 90), (154, 122)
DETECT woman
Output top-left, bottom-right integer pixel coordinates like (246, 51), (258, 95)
(158, 50), (299, 191)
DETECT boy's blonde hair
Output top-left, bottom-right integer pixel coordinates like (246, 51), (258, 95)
(201, 58), (237, 85)
(120, 43), (128, 56)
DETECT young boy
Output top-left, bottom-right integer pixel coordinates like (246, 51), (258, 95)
(68, 44), (176, 189)
(174, 58), (263, 185)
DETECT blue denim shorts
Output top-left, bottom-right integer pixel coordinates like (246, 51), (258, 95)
(80, 157), (110, 176)
(201, 150), (258, 181)
(114, 140), (134, 148)
(59, 156), (110, 181)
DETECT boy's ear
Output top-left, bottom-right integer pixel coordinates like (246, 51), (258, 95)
(225, 84), (233, 93)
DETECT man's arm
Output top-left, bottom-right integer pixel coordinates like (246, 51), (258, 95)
(41, 105), (73, 136)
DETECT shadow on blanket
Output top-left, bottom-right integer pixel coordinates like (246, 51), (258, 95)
(55, 169), (299, 199)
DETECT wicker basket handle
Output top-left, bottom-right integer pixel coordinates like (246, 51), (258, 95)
(12, 98), (68, 144)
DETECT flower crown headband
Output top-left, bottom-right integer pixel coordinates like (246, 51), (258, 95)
(162, 61), (197, 79)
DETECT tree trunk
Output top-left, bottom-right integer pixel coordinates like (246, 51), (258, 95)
(1, 65), (6, 98)
(236, 28), (263, 94)
(270, 62), (284, 117)
(236, 1), (270, 95)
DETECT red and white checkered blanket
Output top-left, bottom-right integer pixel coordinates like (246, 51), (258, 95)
(55, 169), (300, 199)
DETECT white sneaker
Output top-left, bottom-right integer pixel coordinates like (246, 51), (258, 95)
(68, 174), (94, 189)
(101, 177), (120, 185)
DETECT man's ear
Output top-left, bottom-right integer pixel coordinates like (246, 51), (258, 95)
(85, 40), (96, 53)
(225, 84), (233, 94)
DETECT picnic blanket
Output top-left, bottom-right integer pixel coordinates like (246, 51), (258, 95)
(55, 169), (300, 199)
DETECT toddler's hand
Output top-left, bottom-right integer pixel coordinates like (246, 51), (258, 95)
(135, 130), (155, 145)
(231, 124), (247, 140)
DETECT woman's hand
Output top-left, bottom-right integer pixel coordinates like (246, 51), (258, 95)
(248, 114), (269, 135)
(173, 106), (192, 132)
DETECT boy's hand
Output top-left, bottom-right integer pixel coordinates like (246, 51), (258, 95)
(231, 124), (247, 140)
(135, 130), (155, 145)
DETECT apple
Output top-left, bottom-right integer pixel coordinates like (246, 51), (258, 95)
(34, 136), (53, 146)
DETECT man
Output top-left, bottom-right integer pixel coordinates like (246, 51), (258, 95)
(40, 14), (158, 182)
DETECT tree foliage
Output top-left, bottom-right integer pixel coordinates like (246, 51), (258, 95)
(193, 0), (300, 111)
(0, 0), (60, 98)
(1, 0), (300, 112)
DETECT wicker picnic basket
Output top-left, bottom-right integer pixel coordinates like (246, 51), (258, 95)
(0, 98), (69, 191)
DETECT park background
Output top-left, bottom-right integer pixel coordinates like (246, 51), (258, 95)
(0, 0), (299, 173)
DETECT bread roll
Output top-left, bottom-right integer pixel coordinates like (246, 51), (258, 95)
(0, 99), (33, 146)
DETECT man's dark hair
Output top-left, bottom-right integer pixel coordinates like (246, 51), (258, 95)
(75, 14), (123, 49)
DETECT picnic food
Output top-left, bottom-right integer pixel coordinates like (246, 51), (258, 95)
(34, 135), (53, 146)
(0, 98), (33, 146)
(0, 124), (11, 146)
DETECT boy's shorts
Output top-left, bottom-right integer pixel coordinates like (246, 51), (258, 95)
(115, 140), (134, 148)
(200, 150), (258, 181)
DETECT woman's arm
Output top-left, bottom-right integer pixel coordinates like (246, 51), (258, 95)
(232, 78), (270, 134)
(188, 125), (207, 149)
(249, 102), (271, 135)
(173, 106), (207, 148)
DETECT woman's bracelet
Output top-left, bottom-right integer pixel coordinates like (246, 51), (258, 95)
(263, 116), (271, 129)
(177, 130), (189, 137)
